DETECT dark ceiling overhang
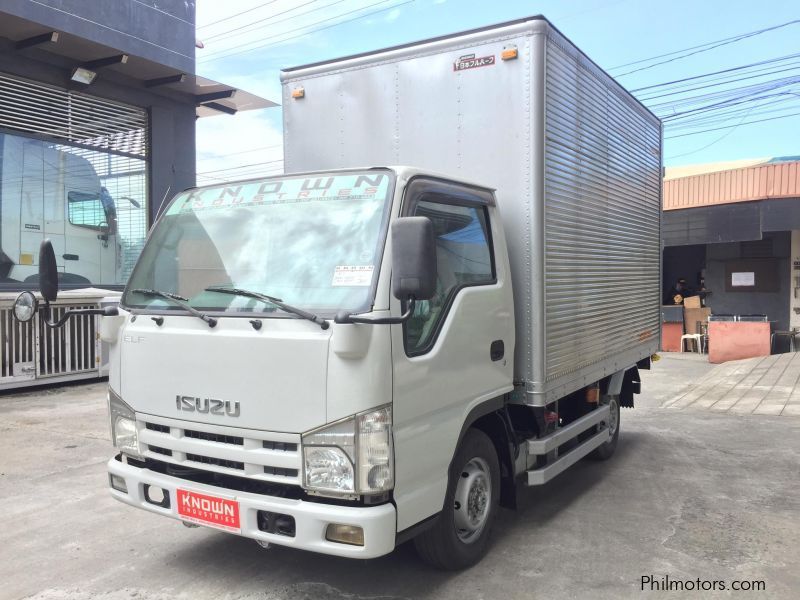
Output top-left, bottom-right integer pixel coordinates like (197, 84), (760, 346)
(663, 198), (800, 247)
(0, 11), (277, 117)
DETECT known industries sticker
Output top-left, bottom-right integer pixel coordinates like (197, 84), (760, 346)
(177, 489), (241, 533)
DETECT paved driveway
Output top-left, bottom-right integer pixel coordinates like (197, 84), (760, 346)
(1, 355), (798, 599)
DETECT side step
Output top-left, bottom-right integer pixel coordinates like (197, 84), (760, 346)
(525, 404), (611, 486)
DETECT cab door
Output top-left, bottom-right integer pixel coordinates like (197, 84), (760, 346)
(390, 178), (515, 532)
(62, 152), (110, 284)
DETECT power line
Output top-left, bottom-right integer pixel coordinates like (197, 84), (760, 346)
(612, 18), (800, 77)
(197, 1), (279, 31)
(631, 51), (800, 93)
(664, 110), (800, 139)
(203, 0), (323, 43)
(200, 0), (412, 64)
(196, 159), (284, 176)
(665, 95), (800, 129)
(657, 77), (800, 119)
(638, 61), (800, 102)
(197, 144), (283, 161)
(199, 0), (374, 60)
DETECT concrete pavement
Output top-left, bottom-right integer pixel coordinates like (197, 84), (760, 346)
(1, 356), (799, 599)
(664, 352), (800, 416)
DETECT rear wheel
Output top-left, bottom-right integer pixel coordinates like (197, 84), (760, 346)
(414, 429), (500, 570)
(590, 395), (620, 460)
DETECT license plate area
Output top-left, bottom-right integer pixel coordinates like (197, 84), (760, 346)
(177, 488), (241, 533)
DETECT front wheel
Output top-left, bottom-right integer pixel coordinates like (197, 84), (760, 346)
(414, 429), (500, 570)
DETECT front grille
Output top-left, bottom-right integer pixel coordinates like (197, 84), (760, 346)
(263, 441), (298, 452)
(186, 453), (244, 471)
(185, 429), (244, 446)
(144, 457), (303, 498)
(146, 423), (170, 433)
(264, 466), (299, 477)
(140, 420), (301, 484)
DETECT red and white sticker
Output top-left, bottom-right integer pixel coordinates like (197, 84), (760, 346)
(177, 489), (240, 533)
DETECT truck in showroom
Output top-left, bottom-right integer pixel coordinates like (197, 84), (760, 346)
(0, 133), (128, 285)
(13, 17), (661, 569)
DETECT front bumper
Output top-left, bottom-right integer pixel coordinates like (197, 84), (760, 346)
(107, 457), (397, 559)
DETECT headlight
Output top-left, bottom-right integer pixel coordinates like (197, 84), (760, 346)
(108, 389), (141, 458)
(302, 405), (393, 497)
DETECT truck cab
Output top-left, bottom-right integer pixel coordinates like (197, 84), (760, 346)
(101, 167), (525, 565)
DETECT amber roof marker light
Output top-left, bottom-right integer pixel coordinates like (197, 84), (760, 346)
(501, 46), (518, 61)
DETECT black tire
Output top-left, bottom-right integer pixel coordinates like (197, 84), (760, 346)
(414, 428), (500, 570)
(589, 395), (620, 460)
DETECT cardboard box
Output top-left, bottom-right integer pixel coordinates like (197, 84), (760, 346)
(683, 295), (702, 308)
(684, 307), (711, 334)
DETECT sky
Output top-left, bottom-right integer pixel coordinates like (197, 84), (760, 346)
(194, 0), (800, 184)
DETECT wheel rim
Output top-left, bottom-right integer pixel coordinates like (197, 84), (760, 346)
(453, 456), (492, 544)
(607, 397), (619, 436)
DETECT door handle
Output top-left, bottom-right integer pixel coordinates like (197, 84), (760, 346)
(63, 253), (79, 261)
(490, 340), (504, 361)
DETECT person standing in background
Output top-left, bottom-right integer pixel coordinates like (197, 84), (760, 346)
(666, 277), (691, 305)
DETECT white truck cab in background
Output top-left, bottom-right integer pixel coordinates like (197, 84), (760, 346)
(15, 17), (661, 569)
(0, 134), (123, 285)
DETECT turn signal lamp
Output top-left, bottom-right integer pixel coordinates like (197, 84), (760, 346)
(326, 523), (364, 546)
(585, 386), (600, 403)
(291, 87), (305, 99)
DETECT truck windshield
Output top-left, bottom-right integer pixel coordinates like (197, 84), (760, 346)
(122, 170), (394, 316)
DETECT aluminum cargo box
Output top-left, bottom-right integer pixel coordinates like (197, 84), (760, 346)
(281, 16), (662, 405)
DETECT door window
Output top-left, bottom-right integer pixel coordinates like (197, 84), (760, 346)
(67, 191), (110, 231)
(404, 197), (494, 355)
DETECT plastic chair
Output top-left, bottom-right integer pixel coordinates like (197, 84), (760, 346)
(680, 333), (703, 353)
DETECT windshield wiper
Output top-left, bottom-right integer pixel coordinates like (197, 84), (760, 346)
(130, 288), (217, 328)
(204, 286), (329, 330)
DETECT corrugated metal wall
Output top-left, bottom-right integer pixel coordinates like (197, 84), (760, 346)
(664, 161), (800, 210)
(543, 34), (662, 383)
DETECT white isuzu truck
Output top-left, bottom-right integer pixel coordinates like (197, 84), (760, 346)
(14, 17), (661, 569)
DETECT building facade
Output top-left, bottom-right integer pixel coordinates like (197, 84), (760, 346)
(663, 158), (800, 346)
(0, 0), (271, 387)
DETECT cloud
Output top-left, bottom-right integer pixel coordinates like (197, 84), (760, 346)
(385, 7), (402, 22)
(195, 111), (284, 185)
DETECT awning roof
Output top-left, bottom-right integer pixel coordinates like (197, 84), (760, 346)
(0, 11), (276, 117)
(663, 159), (800, 211)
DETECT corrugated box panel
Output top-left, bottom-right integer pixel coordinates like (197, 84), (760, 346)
(543, 34), (661, 383)
(663, 161), (800, 210)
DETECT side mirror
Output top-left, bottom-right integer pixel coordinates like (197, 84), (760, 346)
(13, 291), (38, 323)
(11, 239), (120, 327)
(39, 239), (59, 302)
(391, 217), (437, 301)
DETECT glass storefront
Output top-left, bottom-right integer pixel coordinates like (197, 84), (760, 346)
(0, 132), (148, 287)
(0, 72), (149, 289)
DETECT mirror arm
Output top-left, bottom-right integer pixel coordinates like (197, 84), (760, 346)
(41, 302), (120, 328)
(335, 298), (416, 325)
